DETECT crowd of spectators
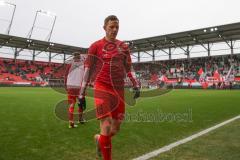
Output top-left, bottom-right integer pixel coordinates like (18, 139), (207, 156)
(0, 58), (66, 83)
(0, 54), (239, 84)
(133, 54), (240, 81)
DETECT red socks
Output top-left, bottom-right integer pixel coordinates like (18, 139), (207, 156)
(69, 106), (83, 122)
(68, 106), (74, 122)
(99, 135), (112, 160)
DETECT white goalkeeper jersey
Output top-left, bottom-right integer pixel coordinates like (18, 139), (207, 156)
(66, 59), (85, 89)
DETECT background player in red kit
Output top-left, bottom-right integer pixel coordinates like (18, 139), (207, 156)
(79, 15), (140, 160)
(65, 52), (86, 128)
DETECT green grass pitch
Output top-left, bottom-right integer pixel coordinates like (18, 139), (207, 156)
(153, 119), (240, 160)
(0, 87), (240, 160)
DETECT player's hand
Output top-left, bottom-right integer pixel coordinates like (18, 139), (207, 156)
(78, 97), (86, 111)
(133, 87), (140, 99)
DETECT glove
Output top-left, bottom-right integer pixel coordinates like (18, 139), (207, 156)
(78, 97), (86, 111)
(133, 87), (140, 99)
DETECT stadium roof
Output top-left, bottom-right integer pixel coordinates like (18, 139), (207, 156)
(1, 22), (240, 59)
(0, 33), (87, 54)
(126, 22), (240, 53)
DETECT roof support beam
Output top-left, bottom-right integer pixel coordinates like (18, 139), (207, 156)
(137, 51), (140, 62)
(147, 40), (170, 55)
(169, 47), (172, 60)
(49, 52), (51, 63)
(154, 44), (169, 55)
(65, 55), (73, 61)
(152, 49), (155, 61)
(143, 51), (152, 57)
(14, 47), (18, 60)
(186, 45), (190, 59)
(0, 38), (12, 48)
(63, 53), (66, 64)
(218, 33), (232, 48)
(32, 49), (35, 61)
(207, 42), (211, 57)
(189, 34), (209, 51)
(35, 51), (42, 56)
(51, 53), (60, 59)
(199, 42), (208, 51)
(170, 40), (187, 53)
(131, 53), (137, 58)
(230, 39), (234, 55)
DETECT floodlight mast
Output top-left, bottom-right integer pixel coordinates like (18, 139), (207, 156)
(28, 9), (57, 41)
(26, 9), (57, 62)
(0, 1), (16, 35)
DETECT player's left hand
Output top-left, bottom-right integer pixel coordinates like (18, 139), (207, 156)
(133, 87), (140, 99)
(78, 97), (86, 111)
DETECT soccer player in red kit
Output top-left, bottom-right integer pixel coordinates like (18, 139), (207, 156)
(79, 15), (140, 160)
(65, 52), (86, 128)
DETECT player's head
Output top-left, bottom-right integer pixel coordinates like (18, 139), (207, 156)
(73, 52), (80, 61)
(103, 15), (119, 41)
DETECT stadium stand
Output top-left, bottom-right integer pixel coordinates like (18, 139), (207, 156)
(1, 54), (239, 88)
(132, 54), (240, 89)
(0, 58), (66, 86)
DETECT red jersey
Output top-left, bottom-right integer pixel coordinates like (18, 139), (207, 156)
(85, 38), (133, 88)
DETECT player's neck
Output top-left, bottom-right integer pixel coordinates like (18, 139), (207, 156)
(74, 59), (80, 62)
(104, 36), (116, 42)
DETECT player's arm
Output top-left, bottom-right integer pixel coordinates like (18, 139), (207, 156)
(79, 43), (97, 99)
(125, 46), (140, 99)
(78, 49), (97, 110)
(79, 67), (90, 98)
(124, 46), (139, 87)
(127, 70), (138, 88)
(127, 69), (140, 99)
(64, 63), (71, 89)
(77, 67), (90, 111)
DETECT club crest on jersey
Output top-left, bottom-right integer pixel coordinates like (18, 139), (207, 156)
(103, 42), (117, 52)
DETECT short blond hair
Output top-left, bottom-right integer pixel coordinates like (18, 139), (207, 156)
(104, 15), (119, 26)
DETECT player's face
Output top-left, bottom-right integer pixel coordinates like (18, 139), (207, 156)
(73, 54), (80, 61)
(104, 20), (119, 41)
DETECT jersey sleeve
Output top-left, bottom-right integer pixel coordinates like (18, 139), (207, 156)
(84, 43), (97, 68)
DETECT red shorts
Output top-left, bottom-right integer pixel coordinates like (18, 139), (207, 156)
(67, 88), (80, 104)
(94, 83), (125, 121)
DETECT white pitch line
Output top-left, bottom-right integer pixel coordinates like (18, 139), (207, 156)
(133, 115), (240, 160)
